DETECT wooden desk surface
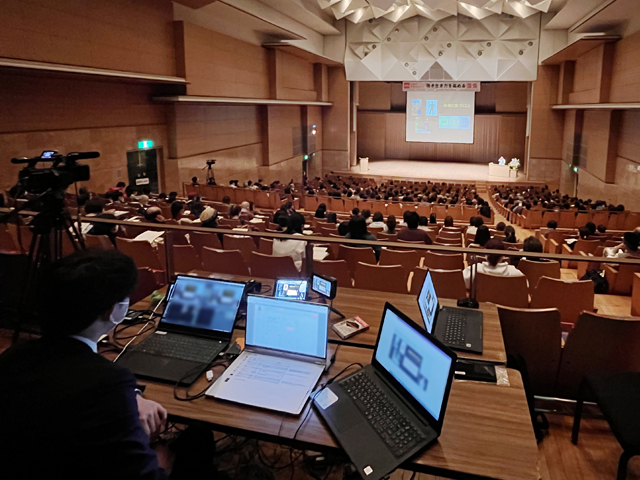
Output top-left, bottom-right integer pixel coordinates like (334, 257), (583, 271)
(138, 343), (537, 480)
(140, 271), (506, 364)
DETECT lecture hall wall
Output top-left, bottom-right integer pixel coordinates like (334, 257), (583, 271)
(356, 82), (527, 165)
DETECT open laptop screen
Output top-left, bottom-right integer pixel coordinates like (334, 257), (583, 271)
(245, 296), (328, 359)
(162, 276), (245, 333)
(375, 307), (452, 421)
(417, 270), (438, 333)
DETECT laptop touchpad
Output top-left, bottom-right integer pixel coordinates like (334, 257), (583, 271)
(330, 399), (364, 433)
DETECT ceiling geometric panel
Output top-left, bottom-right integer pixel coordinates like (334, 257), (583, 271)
(345, 14), (540, 81)
(317, 0), (551, 23)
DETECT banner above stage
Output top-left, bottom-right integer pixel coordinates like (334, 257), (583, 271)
(402, 81), (481, 92)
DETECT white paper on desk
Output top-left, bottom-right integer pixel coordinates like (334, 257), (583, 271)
(112, 210), (129, 218)
(80, 223), (93, 234)
(313, 246), (329, 261)
(206, 351), (324, 414)
(134, 230), (164, 243)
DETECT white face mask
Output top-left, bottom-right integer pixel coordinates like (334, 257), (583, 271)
(109, 297), (130, 326)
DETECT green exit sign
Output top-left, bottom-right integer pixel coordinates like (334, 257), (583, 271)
(138, 140), (153, 149)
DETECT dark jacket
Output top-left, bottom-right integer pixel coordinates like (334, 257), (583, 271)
(0, 337), (166, 480)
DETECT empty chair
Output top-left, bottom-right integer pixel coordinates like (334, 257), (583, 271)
(312, 259), (353, 288)
(561, 239), (600, 268)
(475, 272), (529, 308)
(250, 252), (299, 279)
(423, 252), (464, 271)
(115, 237), (163, 270)
(190, 231), (223, 255)
(517, 258), (561, 295)
(497, 306), (562, 396)
(218, 218), (242, 228)
(604, 263), (640, 296)
(84, 235), (114, 249)
(173, 244), (203, 274)
(201, 247), (249, 276)
(258, 237), (273, 255)
(378, 248), (420, 275)
(558, 211), (576, 229)
(386, 203), (402, 216)
(353, 262), (407, 294)
(223, 234), (256, 265)
(337, 244), (377, 279)
(429, 269), (467, 299)
(377, 232), (398, 242)
(438, 230), (462, 241)
(556, 312), (640, 399)
(530, 277), (594, 327)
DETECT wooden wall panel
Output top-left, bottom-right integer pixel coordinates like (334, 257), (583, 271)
(529, 65), (564, 160)
(179, 21), (269, 98)
(323, 67), (350, 153)
(475, 83), (497, 112)
(307, 106), (324, 153)
(495, 83), (528, 113)
(358, 82), (391, 111)
(470, 115), (500, 164)
(266, 105), (302, 165)
(384, 113), (410, 159)
(581, 110), (617, 183)
(610, 30), (640, 103)
(618, 111), (640, 164)
(356, 112), (386, 159)
(0, 0), (176, 75)
(390, 83), (406, 111)
(171, 104), (261, 159)
(498, 115), (527, 161)
(568, 44), (614, 104)
(272, 51), (317, 102)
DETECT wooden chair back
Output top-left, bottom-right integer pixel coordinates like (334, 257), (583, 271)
(201, 247), (249, 276)
(379, 249), (419, 279)
(557, 211), (576, 229)
(258, 238), (273, 255)
(438, 230), (462, 241)
(376, 232), (398, 242)
(623, 212), (640, 231)
(337, 245), (377, 279)
(115, 237), (163, 270)
(517, 259), (561, 295)
(475, 271), (529, 308)
(250, 252), (300, 279)
(435, 236), (462, 246)
(353, 262), (408, 294)
(423, 252), (464, 270)
(410, 266), (428, 295)
(604, 263), (640, 296)
(429, 269), (467, 299)
(530, 277), (594, 326)
(84, 235), (114, 250)
(218, 218), (242, 228)
(497, 306), (562, 396)
(433, 205), (448, 219)
(386, 203), (403, 216)
(130, 267), (166, 305)
(190, 231), (222, 256)
(448, 205), (463, 221)
(312, 259), (353, 288)
(368, 226), (384, 236)
(173, 244), (203, 274)
(573, 211), (590, 228)
(556, 313), (640, 399)
(222, 234), (256, 265)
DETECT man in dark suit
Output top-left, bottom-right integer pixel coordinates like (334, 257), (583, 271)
(0, 250), (171, 479)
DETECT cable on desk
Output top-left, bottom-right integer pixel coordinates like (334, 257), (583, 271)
(173, 360), (229, 401)
(113, 320), (155, 363)
(260, 284), (272, 294)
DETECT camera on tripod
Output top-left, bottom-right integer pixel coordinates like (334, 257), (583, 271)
(11, 150), (98, 194)
(206, 159), (216, 166)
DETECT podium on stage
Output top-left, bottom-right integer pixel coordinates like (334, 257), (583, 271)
(489, 162), (517, 178)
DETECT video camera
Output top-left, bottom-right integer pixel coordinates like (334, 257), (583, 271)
(206, 159), (216, 166)
(11, 150), (98, 194)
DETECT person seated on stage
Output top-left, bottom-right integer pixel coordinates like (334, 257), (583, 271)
(463, 238), (525, 289)
(443, 215), (454, 228)
(199, 206), (218, 229)
(418, 216), (430, 231)
(604, 231), (640, 259)
(346, 215), (381, 261)
(504, 225), (517, 244)
(314, 203), (327, 219)
(398, 212), (433, 245)
(386, 215), (398, 235)
(0, 250), (216, 479)
(272, 212), (307, 271)
(170, 201), (184, 221)
(541, 220), (557, 238)
(191, 176), (199, 185)
(472, 225), (491, 247)
(368, 212), (387, 232)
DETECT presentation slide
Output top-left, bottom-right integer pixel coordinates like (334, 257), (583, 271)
(406, 91), (475, 144)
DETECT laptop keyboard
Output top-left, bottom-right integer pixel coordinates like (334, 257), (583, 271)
(341, 371), (427, 458)
(442, 310), (467, 346)
(137, 333), (225, 363)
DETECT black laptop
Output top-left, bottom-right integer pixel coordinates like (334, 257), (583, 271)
(116, 275), (246, 385)
(416, 270), (483, 354)
(314, 303), (456, 480)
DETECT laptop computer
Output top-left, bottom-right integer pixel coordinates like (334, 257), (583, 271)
(207, 295), (329, 414)
(117, 275), (246, 385)
(416, 270), (483, 354)
(314, 303), (456, 480)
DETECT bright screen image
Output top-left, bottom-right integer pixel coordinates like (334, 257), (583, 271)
(375, 308), (452, 421)
(312, 276), (332, 297)
(246, 296), (328, 358)
(406, 91), (475, 144)
(162, 277), (244, 333)
(417, 271), (438, 334)
(274, 279), (308, 300)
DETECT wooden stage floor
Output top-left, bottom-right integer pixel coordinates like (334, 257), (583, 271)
(334, 159), (533, 184)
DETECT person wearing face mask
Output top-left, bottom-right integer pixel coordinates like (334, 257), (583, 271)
(0, 250), (213, 480)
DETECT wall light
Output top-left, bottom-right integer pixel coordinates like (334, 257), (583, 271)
(312, 124), (317, 135)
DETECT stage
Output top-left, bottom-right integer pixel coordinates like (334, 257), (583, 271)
(334, 159), (532, 184)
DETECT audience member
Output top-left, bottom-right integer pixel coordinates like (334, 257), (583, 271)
(272, 212), (307, 271)
(144, 207), (165, 224)
(369, 212), (387, 232)
(84, 198), (118, 245)
(604, 231), (640, 259)
(443, 215), (454, 228)
(387, 215), (398, 234)
(345, 215), (381, 260)
(473, 225), (491, 247)
(170, 201), (184, 221)
(429, 213), (437, 224)
(504, 225), (517, 244)
(362, 209), (372, 224)
(200, 207), (218, 228)
(221, 196), (231, 205)
(495, 222), (506, 232)
(314, 203), (327, 219)
(398, 212), (433, 245)
(463, 238), (525, 289)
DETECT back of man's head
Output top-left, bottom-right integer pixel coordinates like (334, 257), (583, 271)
(406, 211), (419, 229)
(39, 250), (137, 337)
(444, 215), (454, 227)
(84, 198), (105, 214)
(547, 220), (557, 229)
(171, 201), (184, 219)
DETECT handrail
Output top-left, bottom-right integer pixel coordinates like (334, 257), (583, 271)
(2, 207), (639, 266)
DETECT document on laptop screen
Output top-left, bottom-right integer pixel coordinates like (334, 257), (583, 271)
(206, 351), (324, 414)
